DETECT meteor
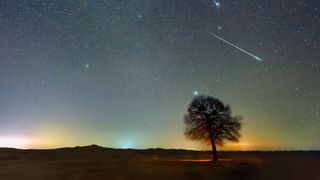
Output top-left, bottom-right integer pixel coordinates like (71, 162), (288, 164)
(208, 32), (263, 62)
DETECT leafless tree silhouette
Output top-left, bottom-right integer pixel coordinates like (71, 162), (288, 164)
(184, 95), (242, 161)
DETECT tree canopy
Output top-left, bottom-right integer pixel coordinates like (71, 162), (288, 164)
(184, 95), (242, 161)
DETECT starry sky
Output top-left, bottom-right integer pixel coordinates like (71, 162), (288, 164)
(0, 0), (319, 150)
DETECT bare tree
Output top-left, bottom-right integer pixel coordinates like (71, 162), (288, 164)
(184, 95), (242, 161)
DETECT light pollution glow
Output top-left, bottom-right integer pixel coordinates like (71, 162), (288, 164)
(0, 122), (281, 151)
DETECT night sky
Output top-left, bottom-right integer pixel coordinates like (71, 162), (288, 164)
(0, 0), (319, 150)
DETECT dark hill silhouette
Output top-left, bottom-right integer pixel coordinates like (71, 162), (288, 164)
(0, 145), (207, 161)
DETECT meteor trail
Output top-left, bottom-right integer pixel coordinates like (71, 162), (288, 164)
(208, 32), (263, 62)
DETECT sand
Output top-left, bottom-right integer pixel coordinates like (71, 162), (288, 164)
(0, 145), (319, 180)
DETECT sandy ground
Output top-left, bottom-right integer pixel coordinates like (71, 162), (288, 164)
(0, 145), (319, 180)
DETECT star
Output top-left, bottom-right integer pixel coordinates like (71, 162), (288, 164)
(85, 64), (90, 68)
(193, 91), (199, 96)
(213, 0), (221, 8)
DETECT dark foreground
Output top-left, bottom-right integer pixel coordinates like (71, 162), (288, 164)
(0, 145), (319, 180)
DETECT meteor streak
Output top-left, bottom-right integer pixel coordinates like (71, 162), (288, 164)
(208, 32), (263, 62)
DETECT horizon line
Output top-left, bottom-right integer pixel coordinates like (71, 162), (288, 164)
(0, 144), (319, 152)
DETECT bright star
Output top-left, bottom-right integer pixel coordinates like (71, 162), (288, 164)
(213, 0), (221, 8)
(85, 64), (90, 68)
(193, 91), (198, 95)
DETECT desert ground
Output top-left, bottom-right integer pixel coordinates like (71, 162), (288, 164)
(0, 145), (319, 180)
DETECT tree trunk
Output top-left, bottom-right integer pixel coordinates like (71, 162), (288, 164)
(211, 139), (218, 162)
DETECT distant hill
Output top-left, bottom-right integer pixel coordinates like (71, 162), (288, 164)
(0, 144), (210, 161)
